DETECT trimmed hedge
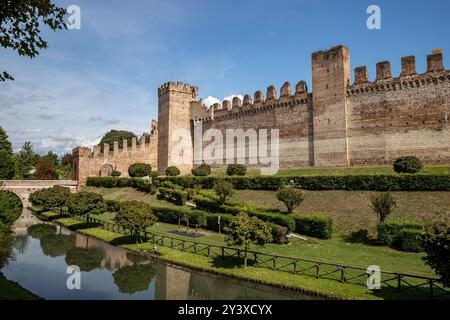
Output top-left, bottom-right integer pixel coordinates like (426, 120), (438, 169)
(86, 177), (155, 194)
(227, 164), (247, 176)
(396, 229), (424, 252)
(292, 215), (333, 240)
(192, 195), (295, 230)
(377, 221), (424, 245)
(157, 187), (188, 206)
(156, 175), (450, 191)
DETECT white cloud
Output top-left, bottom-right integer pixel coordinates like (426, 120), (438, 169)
(223, 95), (244, 104)
(202, 94), (244, 109)
(203, 96), (221, 108)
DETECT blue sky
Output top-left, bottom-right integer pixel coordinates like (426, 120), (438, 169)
(1, 0), (449, 154)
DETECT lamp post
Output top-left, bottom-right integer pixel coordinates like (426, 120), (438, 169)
(218, 215), (221, 235)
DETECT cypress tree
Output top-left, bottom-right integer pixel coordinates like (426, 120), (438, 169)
(0, 127), (12, 154)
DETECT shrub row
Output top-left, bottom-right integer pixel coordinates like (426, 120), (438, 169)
(157, 187), (188, 206)
(192, 195), (295, 230)
(291, 214), (333, 240)
(156, 175), (450, 191)
(376, 220), (424, 246)
(86, 177), (155, 193)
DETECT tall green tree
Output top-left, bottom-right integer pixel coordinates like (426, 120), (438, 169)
(0, 150), (15, 179)
(99, 130), (137, 152)
(61, 153), (73, 167)
(225, 213), (273, 268)
(0, 0), (67, 81)
(0, 127), (12, 154)
(34, 155), (58, 180)
(16, 141), (36, 179)
(46, 151), (59, 166)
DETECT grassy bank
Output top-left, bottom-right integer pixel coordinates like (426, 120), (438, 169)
(210, 165), (450, 177)
(0, 273), (41, 300)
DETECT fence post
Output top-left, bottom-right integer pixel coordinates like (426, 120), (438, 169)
(316, 264), (320, 279)
(397, 274), (402, 292)
(207, 246), (210, 257)
(254, 252), (258, 266)
(221, 247), (224, 258)
(293, 260), (297, 274)
(340, 267), (345, 283)
(272, 257), (276, 269)
(429, 279), (434, 300)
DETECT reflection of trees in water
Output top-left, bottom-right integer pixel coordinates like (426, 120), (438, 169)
(126, 252), (148, 265)
(65, 247), (106, 272)
(13, 235), (29, 255)
(40, 234), (76, 257)
(0, 233), (13, 268)
(27, 224), (56, 240)
(113, 263), (156, 294)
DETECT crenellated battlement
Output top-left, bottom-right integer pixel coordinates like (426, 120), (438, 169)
(190, 80), (310, 122)
(74, 123), (158, 161)
(158, 81), (199, 97)
(348, 49), (449, 96)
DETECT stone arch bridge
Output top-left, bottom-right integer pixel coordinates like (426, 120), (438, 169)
(1, 180), (78, 235)
(0, 180), (78, 207)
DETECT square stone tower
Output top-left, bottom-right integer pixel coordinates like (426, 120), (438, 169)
(157, 82), (198, 174)
(311, 45), (351, 166)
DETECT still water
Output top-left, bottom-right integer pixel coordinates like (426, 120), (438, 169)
(1, 210), (313, 300)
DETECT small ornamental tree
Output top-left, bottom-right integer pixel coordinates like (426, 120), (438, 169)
(422, 222), (450, 287)
(226, 164), (247, 176)
(370, 192), (397, 223)
(128, 163), (151, 177)
(276, 187), (305, 214)
(34, 155), (58, 180)
(214, 181), (234, 205)
(66, 192), (106, 217)
(165, 166), (180, 176)
(393, 156), (423, 174)
(225, 213), (273, 268)
(115, 201), (157, 241)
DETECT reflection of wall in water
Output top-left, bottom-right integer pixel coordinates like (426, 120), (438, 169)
(155, 264), (191, 300)
(75, 233), (132, 271)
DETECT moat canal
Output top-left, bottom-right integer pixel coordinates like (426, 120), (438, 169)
(1, 209), (316, 300)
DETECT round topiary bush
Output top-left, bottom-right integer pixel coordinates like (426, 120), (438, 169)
(128, 163), (151, 177)
(111, 169), (121, 177)
(165, 166), (180, 176)
(192, 163), (211, 176)
(226, 164), (247, 176)
(393, 156), (423, 174)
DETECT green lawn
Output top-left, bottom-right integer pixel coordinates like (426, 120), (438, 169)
(210, 165), (450, 177)
(232, 190), (450, 235)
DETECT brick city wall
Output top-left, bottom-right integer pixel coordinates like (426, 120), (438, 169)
(73, 45), (450, 185)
